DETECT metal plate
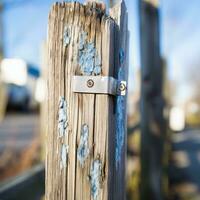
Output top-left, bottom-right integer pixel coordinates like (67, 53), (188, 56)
(72, 76), (126, 96)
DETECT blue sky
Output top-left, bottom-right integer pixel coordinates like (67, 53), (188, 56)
(161, 0), (200, 103)
(162, 0), (200, 80)
(3, 0), (58, 67)
(2, 0), (137, 70)
(2, 0), (200, 104)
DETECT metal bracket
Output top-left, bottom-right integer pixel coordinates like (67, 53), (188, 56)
(72, 76), (127, 96)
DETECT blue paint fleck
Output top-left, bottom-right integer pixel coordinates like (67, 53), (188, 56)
(60, 144), (69, 170)
(78, 31), (101, 75)
(79, 31), (87, 50)
(94, 55), (101, 75)
(58, 96), (68, 138)
(90, 159), (102, 200)
(119, 48), (125, 64)
(79, 42), (95, 75)
(77, 124), (90, 167)
(63, 26), (70, 46)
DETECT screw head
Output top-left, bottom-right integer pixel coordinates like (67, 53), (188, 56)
(87, 79), (94, 88)
(119, 82), (126, 91)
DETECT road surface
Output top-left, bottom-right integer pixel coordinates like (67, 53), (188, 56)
(0, 113), (40, 181)
(0, 113), (39, 152)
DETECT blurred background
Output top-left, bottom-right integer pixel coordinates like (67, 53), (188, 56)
(0, 0), (200, 200)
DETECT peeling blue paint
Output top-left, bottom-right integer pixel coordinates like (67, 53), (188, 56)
(77, 124), (90, 167)
(115, 48), (126, 169)
(79, 42), (95, 75)
(90, 159), (102, 200)
(78, 31), (101, 75)
(94, 55), (101, 75)
(60, 144), (69, 170)
(58, 96), (68, 138)
(79, 31), (87, 50)
(63, 26), (70, 46)
(119, 48), (125, 64)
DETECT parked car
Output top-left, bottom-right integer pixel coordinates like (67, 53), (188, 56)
(0, 58), (40, 111)
(6, 83), (30, 110)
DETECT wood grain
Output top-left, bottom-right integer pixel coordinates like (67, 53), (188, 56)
(46, 1), (128, 200)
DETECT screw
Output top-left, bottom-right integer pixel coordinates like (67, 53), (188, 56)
(119, 82), (126, 92)
(87, 79), (94, 88)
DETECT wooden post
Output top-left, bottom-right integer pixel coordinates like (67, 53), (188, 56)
(46, 1), (128, 200)
(139, 0), (166, 200)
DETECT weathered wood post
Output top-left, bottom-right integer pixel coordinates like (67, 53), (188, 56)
(46, 1), (128, 200)
(139, 0), (166, 200)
